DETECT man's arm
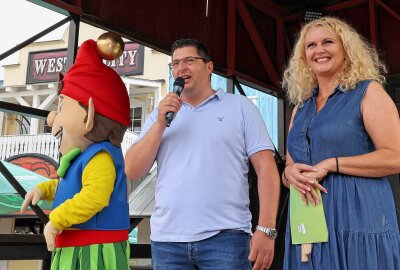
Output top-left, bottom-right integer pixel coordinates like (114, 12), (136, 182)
(248, 149), (280, 270)
(252, 150), (280, 235)
(125, 92), (182, 180)
(124, 120), (165, 180)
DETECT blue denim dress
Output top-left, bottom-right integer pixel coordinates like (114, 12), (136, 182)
(284, 80), (400, 270)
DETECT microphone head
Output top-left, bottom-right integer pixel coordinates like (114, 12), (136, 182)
(173, 77), (185, 88)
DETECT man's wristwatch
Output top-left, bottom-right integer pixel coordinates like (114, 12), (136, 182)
(256, 225), (278, 240)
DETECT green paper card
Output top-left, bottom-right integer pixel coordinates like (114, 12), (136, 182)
(290, 186), (329, 244)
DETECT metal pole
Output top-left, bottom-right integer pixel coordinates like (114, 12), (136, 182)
(0, 161), (49, 224)
(0, 16), (71, 61)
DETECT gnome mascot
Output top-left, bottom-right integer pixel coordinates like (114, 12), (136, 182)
(21, 33), (131, 269)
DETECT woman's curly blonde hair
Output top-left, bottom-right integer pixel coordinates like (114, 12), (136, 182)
(282, 16), (387, 105)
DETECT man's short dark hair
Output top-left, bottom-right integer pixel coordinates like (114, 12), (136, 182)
(171, 39), (211, 61)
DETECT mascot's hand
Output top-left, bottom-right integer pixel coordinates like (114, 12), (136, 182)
(44, 221), (62, 251)
(20, 187), (43, 213)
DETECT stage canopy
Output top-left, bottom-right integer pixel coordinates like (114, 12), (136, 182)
(31, 0), (400, 96)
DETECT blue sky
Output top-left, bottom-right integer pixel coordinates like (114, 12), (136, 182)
(0, 0), (67, 80)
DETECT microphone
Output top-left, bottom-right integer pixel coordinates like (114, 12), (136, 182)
(165, 77), (185, 127)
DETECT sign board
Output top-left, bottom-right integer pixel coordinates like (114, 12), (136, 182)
(27, 43), (144, 84)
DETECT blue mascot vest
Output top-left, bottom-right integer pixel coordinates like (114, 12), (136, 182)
(53, 141), (129, 230)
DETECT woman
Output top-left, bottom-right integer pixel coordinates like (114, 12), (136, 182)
(282, 17), (400, 269)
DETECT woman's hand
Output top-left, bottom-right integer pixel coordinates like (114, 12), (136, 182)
(300, 159), (332, 205)
(284, 163), (317, 192)
(284, 163), (327, 205)
(302, 170), (328, 205)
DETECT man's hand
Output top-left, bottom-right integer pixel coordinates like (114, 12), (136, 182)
(157, 92), (183, 126)
(44, 221), (62, 251)
(248, 231), (275, 270)
(20, 187), (43, 213)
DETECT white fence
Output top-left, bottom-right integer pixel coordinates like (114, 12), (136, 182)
(0, 131), (138, 162)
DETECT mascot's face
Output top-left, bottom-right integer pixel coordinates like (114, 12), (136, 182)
(47, 94), (93, 155)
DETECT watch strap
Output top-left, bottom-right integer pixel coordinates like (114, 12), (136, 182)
(256, 225), (277, 239)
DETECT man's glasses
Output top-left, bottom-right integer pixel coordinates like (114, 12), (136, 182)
(169, 56), (207, 69)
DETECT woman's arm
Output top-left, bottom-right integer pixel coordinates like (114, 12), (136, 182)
(315, 81), (400, 177)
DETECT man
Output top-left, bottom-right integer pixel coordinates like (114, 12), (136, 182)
(21, 37), (131, 269)
(125, 39), (280, 270)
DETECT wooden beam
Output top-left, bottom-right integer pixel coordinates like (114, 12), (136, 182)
(284, 28), (292, 58)
(285, 0), (368, 22)
(377, 0), (400, 22)
(276, 18), (285, 76)
(16, 97), (30, 107)
(237, 0), (281, 87)
(231, 70), (282, 95)
(39, 94), (57, 110)
(369, 0), (378, 46)
(245, 0), (288, 19)
(0, 89), (56, 98)
(27, 85), (39, 91)
(323, 0), (368, 12)
(284, 13), (301, 23)
(226, 0), (237, 75)
(41, 0), (83, 15)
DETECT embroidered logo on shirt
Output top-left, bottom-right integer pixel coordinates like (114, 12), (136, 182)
(217, 116), (224, 122)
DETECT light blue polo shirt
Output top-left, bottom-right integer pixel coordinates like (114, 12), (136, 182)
(135, 89), (274, 242)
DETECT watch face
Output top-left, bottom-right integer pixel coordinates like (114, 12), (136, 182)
(269, 229), (278, 240)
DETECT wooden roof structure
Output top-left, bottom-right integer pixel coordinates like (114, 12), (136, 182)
(34, 0), (400, 97)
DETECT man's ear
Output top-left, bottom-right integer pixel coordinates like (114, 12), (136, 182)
(86, 98), (95, 132)
(207, 61), (214, 75)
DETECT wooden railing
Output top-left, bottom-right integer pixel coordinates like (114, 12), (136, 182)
(122, 130), (139, 157)
(0, 131), (138, 162)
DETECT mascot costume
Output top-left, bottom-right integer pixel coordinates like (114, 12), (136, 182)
(21, 33), (131, 269)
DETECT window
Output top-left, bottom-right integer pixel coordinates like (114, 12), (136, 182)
(130, 107), (142, 132)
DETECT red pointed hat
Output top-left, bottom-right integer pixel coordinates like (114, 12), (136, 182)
(60, 39), (130, 127)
